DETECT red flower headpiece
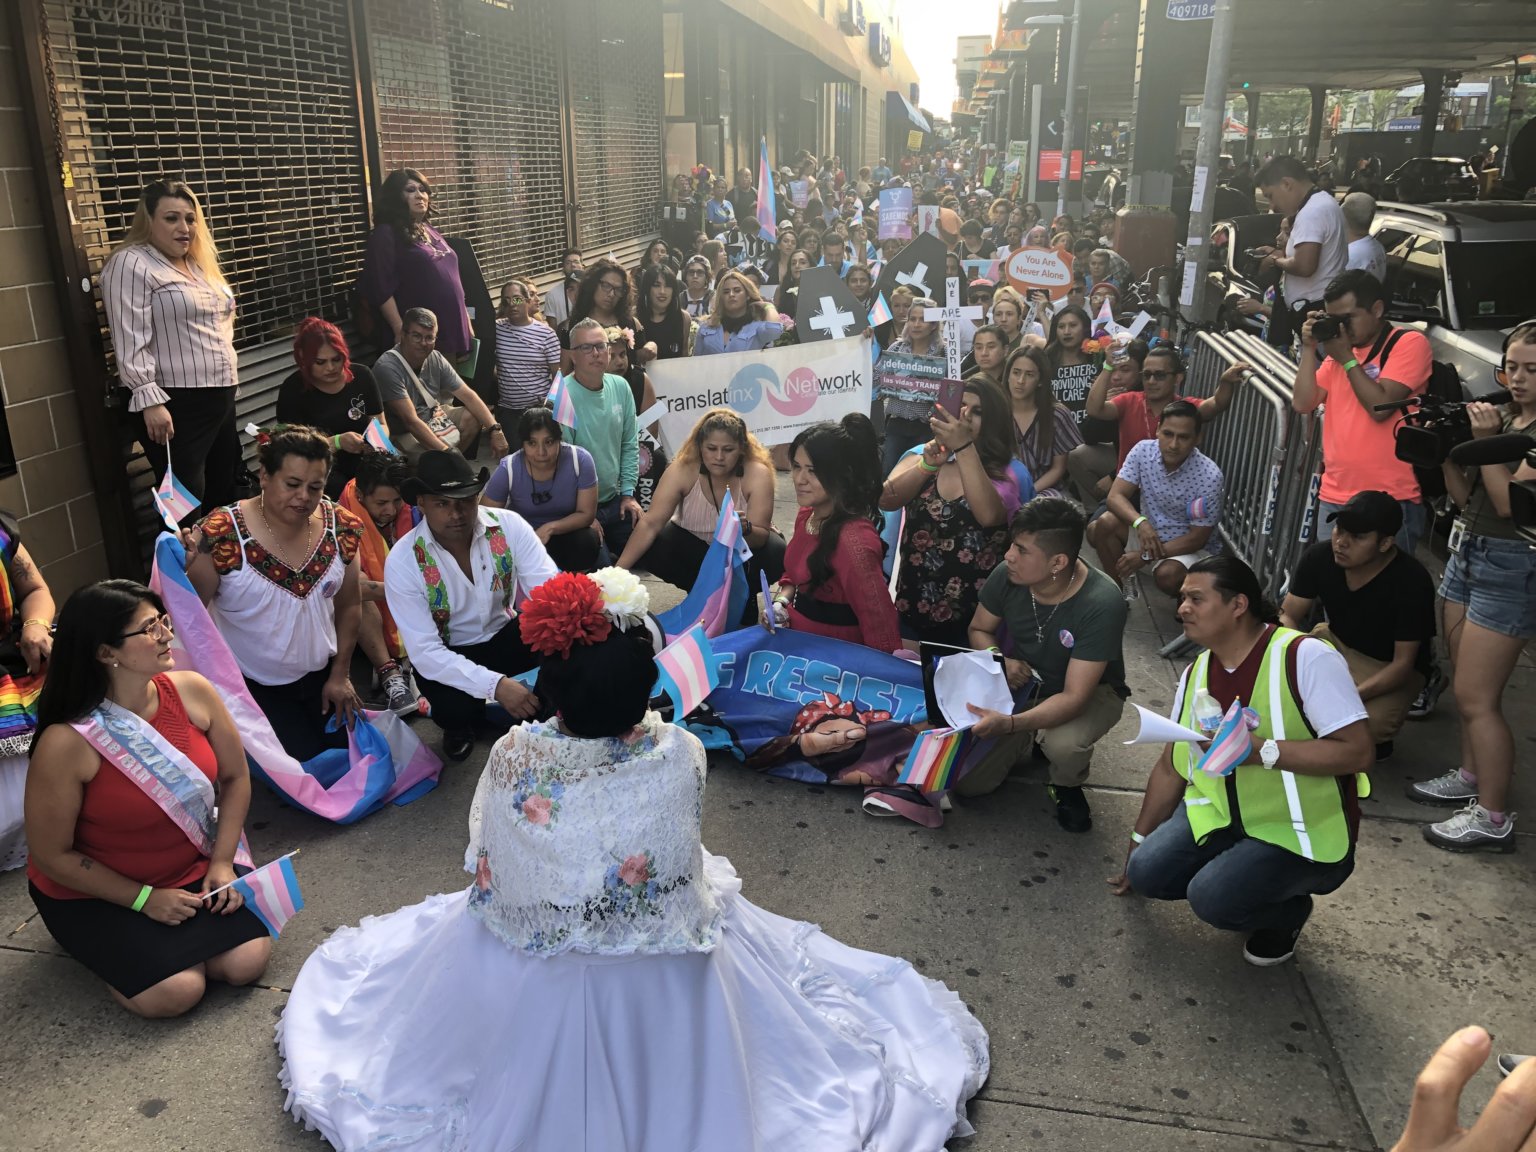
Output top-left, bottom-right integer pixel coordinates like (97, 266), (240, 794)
(789, 693), (892, 736)
(518, 572), (613, 658)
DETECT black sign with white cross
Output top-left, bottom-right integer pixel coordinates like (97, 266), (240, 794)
(793, 266), (870, 343)
(872, 232), (948, 310)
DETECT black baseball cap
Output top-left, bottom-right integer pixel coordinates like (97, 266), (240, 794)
(1326, 490), (1402, 537)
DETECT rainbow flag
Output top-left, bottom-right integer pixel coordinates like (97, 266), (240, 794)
(547, 371), (578, 430)
(153, 463), (199, 532)
(897, 726), (973, 794)
(868, 290), (893, 327)
(655, 624), (718, 719)
(230, 853), (304, 937)
(756, 137), (777, 243)
(0, 674), (43, 751)
(1196, 698), (1251, 779)
(364, 417), (396, 453)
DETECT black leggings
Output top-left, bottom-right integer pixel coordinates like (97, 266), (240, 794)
(245, 666), (350, 765)
(543, 526), (602, 573)
(138, 385), (242, 522)
(633, 522), (787, 624)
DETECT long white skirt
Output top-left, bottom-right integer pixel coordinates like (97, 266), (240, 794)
(278, 853), (989, 1151)
(0, 753), (27, 872)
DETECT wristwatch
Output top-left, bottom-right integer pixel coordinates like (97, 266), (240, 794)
(1259, 738), (1280, 769)
(488, 423), (503, 433)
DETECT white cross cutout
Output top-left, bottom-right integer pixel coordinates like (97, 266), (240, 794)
(807, 295), (858, 339)
(934, 277), (985, 380)
(895, 262), (932, 298)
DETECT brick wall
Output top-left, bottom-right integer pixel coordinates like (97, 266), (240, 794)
(0, 20), (109, 597)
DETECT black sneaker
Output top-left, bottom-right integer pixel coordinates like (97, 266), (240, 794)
(1048, 784), (1092, 833)
(443, 729), (476, 763)
(1375, 740), (1394, 762)
(1498, 1053), (1531, 1079)
(1407, 665), (1445, 719)
(1243, 896), (1312, 967)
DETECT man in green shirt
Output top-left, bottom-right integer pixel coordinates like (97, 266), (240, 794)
(963, 498), (1130, 832)
(564, 317), (641, 558)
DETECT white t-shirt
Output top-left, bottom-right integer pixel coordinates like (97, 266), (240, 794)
(1171, 634), (1367, 739)
(1284, 191), (1349, 304)
(1346, 235), (1388, 284)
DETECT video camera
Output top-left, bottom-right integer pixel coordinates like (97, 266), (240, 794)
(1374, 389), (1512, 469)
(1448, 433), (1536, 545)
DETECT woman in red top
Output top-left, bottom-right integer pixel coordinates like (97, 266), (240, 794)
(24, 581), (269, 1018)
(777, 415), (902, 653)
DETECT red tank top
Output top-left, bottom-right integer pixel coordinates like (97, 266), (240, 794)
(29, 675), (219, 900)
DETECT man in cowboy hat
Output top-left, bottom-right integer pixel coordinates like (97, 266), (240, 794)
(383, 451), (558, 761)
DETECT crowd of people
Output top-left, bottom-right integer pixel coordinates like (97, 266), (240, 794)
(3, 158), (1530, 1145)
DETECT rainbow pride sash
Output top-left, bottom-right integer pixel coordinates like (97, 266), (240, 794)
(0, 518), (42, 757)
(71, 699), (253, 869)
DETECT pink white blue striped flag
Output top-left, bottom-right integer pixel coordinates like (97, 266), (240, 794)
(547, 371), (578, 429)
(152, 463), (199, 532)
(756, 137), (777, 243)
(713, 488), (751, 560)
(230, 853), (305, 937)
(655, 624), (718, 718)
(1094, 296), (1116, 337)
(868, 290), (893, 327)
(897, 726), (973, 794)
(1187, 496), (1208, 520)
(1196, 698), (1251, 779)
(364, 417), (396, 453)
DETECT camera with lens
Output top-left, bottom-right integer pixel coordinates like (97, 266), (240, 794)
(1311, 315), (1344, 342)
(1448, 434), (1536, 545)
(1375, 388), (1512, 469)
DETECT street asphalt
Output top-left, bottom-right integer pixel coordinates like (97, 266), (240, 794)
(2, 476), (1530, 1151)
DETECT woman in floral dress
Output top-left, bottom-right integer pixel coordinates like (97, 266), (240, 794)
(881, 379), (1021, 647)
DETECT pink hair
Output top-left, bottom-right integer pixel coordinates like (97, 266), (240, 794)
(292, 317), (353, 388)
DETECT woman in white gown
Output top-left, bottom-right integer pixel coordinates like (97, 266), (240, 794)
(278, 568), (989, 1150)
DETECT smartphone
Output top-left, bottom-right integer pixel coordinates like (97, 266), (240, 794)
(935, 379), (966, 418)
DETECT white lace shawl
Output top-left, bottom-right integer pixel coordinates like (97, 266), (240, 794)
(463, 712), (722, 956)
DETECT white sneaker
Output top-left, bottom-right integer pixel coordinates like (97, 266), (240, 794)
(382, 668), (419, 717)
(1407, 768), (1480, 807)
(1499, 1053), (1531, 1079)
(1422, 803), (1517, 854)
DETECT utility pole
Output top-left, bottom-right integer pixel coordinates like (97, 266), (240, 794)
(1178, 0), (1236, 327)
(1056, 0), (1083, 219)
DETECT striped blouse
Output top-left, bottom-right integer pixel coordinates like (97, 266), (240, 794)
(99, 243), (238, 412)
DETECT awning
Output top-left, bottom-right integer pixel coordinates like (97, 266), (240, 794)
(888, 90), (930, 134)
(714, 0), (860, 82)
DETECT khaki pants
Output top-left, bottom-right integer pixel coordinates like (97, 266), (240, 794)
(1309, 622), (1422, 744)
(956, 682), (1127, 795)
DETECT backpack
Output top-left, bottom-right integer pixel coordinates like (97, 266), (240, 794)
(1369, 325), (1458, 502)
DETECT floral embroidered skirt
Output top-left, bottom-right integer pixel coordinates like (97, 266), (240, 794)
(277, 852), (989, 1151)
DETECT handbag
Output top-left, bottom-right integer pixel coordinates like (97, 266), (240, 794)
(385, 348), (461, 449)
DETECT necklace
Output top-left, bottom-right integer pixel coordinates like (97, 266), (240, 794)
(1028, 565), (1079, 642)
(806, 510), (824, 536)
(257, 496), (317, 571)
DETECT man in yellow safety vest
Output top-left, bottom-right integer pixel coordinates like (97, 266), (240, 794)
(1109, 555), (1373, 966)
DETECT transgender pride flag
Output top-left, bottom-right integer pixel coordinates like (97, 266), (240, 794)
(654, 624), (719, 719)
(756, 137), (777, 243)
(364, 417), (396, 454)
(153, 462), (199, 533)
(1196, 698), (1252, 779)
(231, 853), (305, 937)
(714, 488), (751, 560)
(868, 291), (893, 328)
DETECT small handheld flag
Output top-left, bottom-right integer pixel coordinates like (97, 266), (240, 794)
(152, 451), (199, 533)
(1196, 699), (1253, 779)
(216, 851), (304, 937)
(364, 417), (396, 454)
(760, 569), (776, 633)
(1093, 296), (1116, 338)
(547, 371), (578, 429)
(897, 726), (974, 794)
(868, 290), (893, 328)
(655, 624), (719, 719)
(756, 138), (778, 244)
(713, 489), (752, 561)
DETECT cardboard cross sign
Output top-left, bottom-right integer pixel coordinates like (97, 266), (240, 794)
(873, 233), (948, 319)
(896, 263), (933, 297)
(807, 295), (858, 339)
(793, 266), (870, 344)
(933, 276), (984, 381)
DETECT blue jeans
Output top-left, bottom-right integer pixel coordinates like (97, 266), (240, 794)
(594, 496), (636, 565)
(1316, 498), (1425, 556)
(1127, 806), (1355, 935)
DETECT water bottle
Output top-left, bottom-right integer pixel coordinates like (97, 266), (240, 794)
(1193, 689), (1223, 736)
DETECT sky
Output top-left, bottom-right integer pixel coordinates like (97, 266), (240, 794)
(893, 0), (1006, 118)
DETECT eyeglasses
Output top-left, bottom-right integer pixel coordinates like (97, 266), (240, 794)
(505, 294), (528, 304)
(404, 330), (437, 346)
(573, 343), (609, 354)
(529, 489), (554, 506)
(122, 614), (174, 641)
(596, 280), (627, 295)
(1142, 370), (1176, 382)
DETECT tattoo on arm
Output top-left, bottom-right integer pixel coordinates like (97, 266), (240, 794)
(78, 857), (94, 870)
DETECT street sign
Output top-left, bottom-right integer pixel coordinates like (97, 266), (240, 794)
(1167, 0), (1215, 17)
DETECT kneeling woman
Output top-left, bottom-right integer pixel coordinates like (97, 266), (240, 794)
(481, 405), (601, 573)
(777, 415), (903, 653)
(617, 409), (784, 618)
(24, 581), (270, 1017)
(187, 425), (365, 761)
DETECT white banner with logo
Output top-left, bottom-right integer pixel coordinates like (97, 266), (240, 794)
(647, 335), (874, 453)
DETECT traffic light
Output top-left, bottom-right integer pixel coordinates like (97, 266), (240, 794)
(1240, 80), (1251, 90)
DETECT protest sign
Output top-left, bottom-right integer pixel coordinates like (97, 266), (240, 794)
(794, 267), (870, 344)
(875, 350), (952, 405)
(648, 335), (872, 452)
(872, 232), (946, 308)
(916, 205), (941, 237)
(878, 187), (913, 240)
(1004, 245), (1075, 301)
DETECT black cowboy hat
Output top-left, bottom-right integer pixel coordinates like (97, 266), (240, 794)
(400, 451), (490, 504)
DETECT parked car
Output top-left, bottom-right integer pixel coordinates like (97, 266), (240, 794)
(1379, 157), (1478, 204)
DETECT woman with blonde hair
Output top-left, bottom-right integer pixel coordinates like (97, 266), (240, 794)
(617, 408), (784, 620)
(693, 269), (783, 355)
(100, 180), (240, 520)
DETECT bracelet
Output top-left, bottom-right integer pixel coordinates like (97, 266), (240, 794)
(918, 459), (939, 474)
(1132, 515), (1147, 529)
(131, 884), (153, 912)
(1129, 831), (1146, 845)
(957, 441), (977, 453)
(331, 434), (341, 449)
(21, 618), (51, 631)
(1340, 358), (1359, 372)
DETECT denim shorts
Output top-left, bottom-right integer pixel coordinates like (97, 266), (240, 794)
(1439, 534), (1536, 639)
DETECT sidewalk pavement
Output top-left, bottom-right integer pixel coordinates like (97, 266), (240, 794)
(1, 479), (1529, 1151)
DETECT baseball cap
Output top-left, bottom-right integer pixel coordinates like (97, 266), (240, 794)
(969, 277), (996, 291)
(1326, 490), (1402, 537)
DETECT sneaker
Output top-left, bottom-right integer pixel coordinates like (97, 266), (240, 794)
(1048, 784), (1092, 833)
(381, 668), (419, 717)
(1499, 1054), (1531, 1079)
(442, 729), (476, 763)
(1243, 896), (1312, 967)
(1407, 768), (1480, 806)
(1423, 803), (1517, 853)
(1407, 665), (1445, 719)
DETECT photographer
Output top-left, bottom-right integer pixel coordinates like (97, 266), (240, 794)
(1293, 270), (1432, 555)
(1409, 322), (1536, 854)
